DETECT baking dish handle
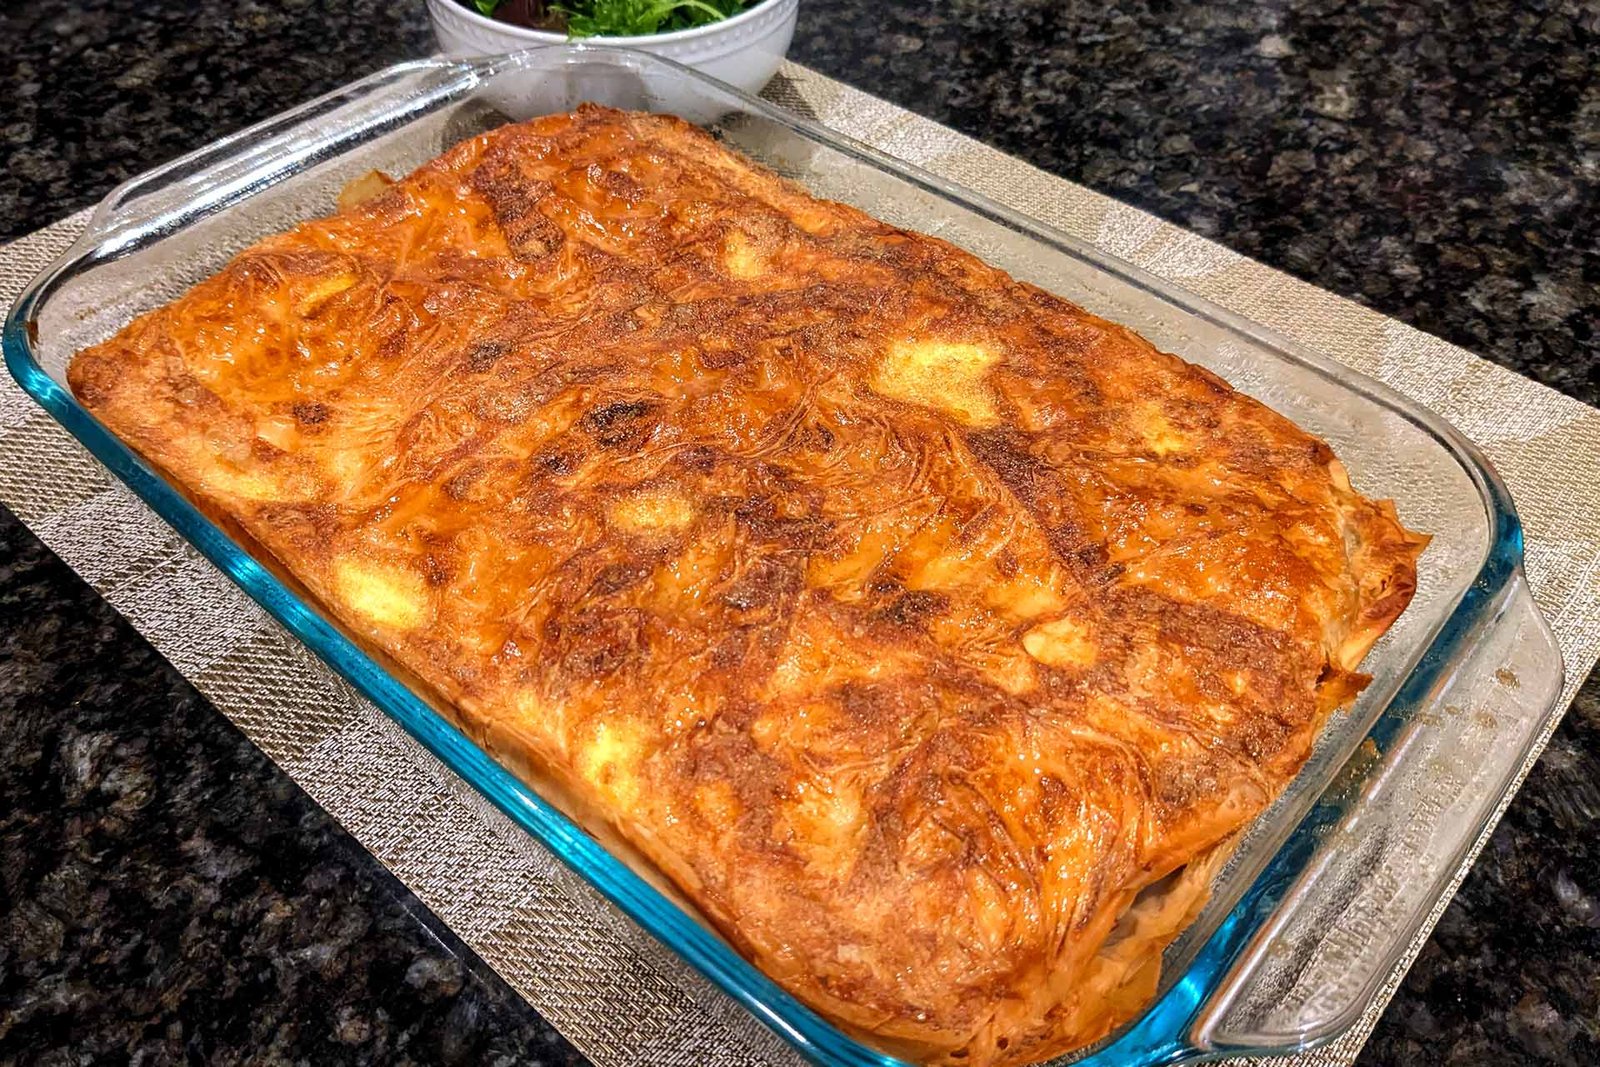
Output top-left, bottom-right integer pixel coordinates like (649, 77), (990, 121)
(66, 56), (487, 261)
(1188, 567), (1563, 1054)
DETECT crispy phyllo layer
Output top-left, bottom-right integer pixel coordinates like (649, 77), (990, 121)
(70, 105), (1426, 1066)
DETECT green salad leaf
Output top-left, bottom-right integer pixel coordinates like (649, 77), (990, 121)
(559, 0), (747, 37)
(470, 0), (749, 37)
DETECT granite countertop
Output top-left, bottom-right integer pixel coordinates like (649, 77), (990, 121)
(1, 1), (1596, 1064)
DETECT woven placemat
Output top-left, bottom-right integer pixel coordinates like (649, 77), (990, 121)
(4, 63), (1599, 1067)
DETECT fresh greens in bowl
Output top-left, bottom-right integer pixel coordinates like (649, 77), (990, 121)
(468, 0), (755, 37)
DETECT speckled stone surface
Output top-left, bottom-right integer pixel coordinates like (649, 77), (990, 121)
(0, 1), (1596, 1065)
(792, 0), (1600, 410)
(0, 515), (585, 1065)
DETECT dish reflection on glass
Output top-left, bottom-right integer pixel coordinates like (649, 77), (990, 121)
(3, 48), (1562, 1067)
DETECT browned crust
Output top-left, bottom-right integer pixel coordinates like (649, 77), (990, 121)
(67, 105), (1425, 1066)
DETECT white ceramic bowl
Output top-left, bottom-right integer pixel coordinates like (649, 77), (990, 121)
(427, 0), (798, 98)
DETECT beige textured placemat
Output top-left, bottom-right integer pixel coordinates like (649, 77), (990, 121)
(3, 63), (1599, 1067)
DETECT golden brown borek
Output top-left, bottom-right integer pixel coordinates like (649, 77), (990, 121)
(70, 105), (1425, 1066)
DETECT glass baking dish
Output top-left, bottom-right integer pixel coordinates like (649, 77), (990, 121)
(3, 47), (1565, 1067)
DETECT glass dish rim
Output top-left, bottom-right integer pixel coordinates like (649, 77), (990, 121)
(1, 46), (1549, 1067)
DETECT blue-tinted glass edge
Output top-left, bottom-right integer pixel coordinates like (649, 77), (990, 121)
(0, 45), (1542, 1064)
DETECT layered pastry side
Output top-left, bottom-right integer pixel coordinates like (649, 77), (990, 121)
(68, 106), (1426, 1067)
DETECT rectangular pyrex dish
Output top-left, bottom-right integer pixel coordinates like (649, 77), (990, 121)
(3, 47), (1564, 1067)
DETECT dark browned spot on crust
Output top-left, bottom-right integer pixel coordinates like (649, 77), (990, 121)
(378, 329), (409, 360)
(1153, 598), (1287, 670)
(580, 399), (658, 449)
(697, 344), (748, 370)
(465, 339), (510, 372)
(471, 156), (566, 262)
(257, 502), (340, 542)
(966, 429), (1041, 505)
(674, 444), (718, 473)
(66, 359), (107, 406)
(423, 552), (454, 587)
(1150, 750), (1226, 811)
(535, 449), (582, 477)
(836, 681), (909, 730)
(734, 498), (835, 550)
(589, 560), (652, 597)
(709, 631), (751, 669)
(868, 572), (902, 597)
(292, 401), (329, 425)
(1036, 774), (1070, 823)
(547, 606), (643, 680)
(443, 465), (484, 500)
(250, 438), (286, 462)
(682, 730), (790, 834)
(722, 558), (801, 621)
(878, 590), (949, 628)
(361, 185), (409, 219)
(588, 162), (646, 201)
(1062, 537), (1113, 572)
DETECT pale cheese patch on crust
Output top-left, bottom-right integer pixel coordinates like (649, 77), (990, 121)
(871, 339), (1001, 426)
(608, 486), (697, 534)
(1023, 616), (1098, 670)
(783, 780), (866, 881)
(1135, 403), (1189, 456)
(578, 720), (644, 808)
(292, 271), (358, 316)
(722, 229), (768, 280)
(204, 467), (288, 503)
(332, 557), (431, 631)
